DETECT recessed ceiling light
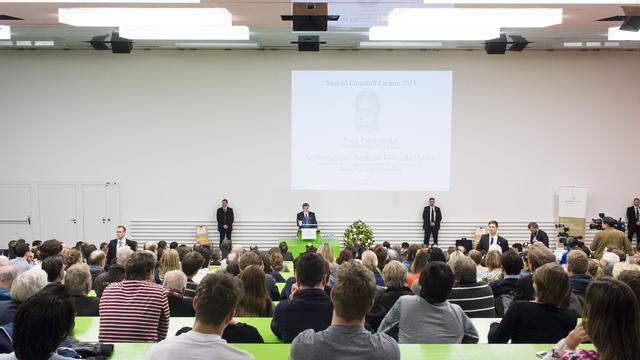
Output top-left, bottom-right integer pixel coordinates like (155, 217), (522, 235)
(563, 42), (583, 47)
(0, 25), (10, 40)
(388, 8), (563, 28)
(58, 8), (231, 27)
(119, 25), (249, 40)
(424, 0), (640, 3)
(370, 25), (500, 41)
(359, 41), (444, 48)
(608, 26), (640, 40)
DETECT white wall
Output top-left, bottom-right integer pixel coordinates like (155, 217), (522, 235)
(0, 50), (639, 246)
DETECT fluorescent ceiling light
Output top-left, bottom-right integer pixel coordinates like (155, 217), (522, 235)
(34, 40), (55, 46)
(171, 42), (258, 48)
(359, 41), (443, 48)
(585, 41), (600, 47)
(58, 8), (231, 27)
(119, 25), (249, 40)
(563, 42), (582, 47)
(424, 0), (640, 3)
(1, 0), (198, 2)
(369, 25), (500, 40)
(603, 41), (620, 47)
(388, 8), (562, 28)
(608, 26), (640, 40)
(15, 41), (32, 46)
(0, 26), (10, 40)
(0, 40), (12, 46)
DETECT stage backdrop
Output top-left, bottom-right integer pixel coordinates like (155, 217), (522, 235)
(0, 50), (638, 248)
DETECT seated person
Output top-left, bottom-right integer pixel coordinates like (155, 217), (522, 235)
(271, 253), (333, 343)
(146, 273), (254, 360)
(0, 284), (76, 360)
(87, 250), (106, 289)
(378, 261), (479, 344)
(279, 242), (294, 262)
(0, 267), (17, 301)
(0, 268), (48, 326)
(468, 250), (488, 280)
(181, 251), (205, 299)
(490, 250), (523, 298)
(239, 252), (280, 301)
(163, 270), (196, 317)
(65, 264), (100, 316)
(542, 277), (640, 360)
(566, 250), (592, 299)
(290, 262), (400, 360)
(237, 265), (273, 317)
(368, 261), (413, 332)
(94, 246), (132, 297)
(448, 255), (496, 318)
(488, 263), (578, 343)
(268, 252), (287, 283)
(99, 251), (170, 342)
(515, 243), (557, 301)
(618, 270), (640, 302)
(41, 255), (65, 283)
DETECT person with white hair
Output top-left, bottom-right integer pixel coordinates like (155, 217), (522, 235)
(0, 266), (18, 300)
(66, 263), (100, 316)
(601, 251), (620, 277)
(0, 256), (9, 267)
(94, 245), (133, 297)
(0, 268), (48, 325)
(163, 270), (195, 317)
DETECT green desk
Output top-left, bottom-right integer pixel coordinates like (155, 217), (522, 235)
(88, 290), (96, 297)
(276, 283), (286, 292)
(111, 343), (595, 360)
(73, 317), (282, 344)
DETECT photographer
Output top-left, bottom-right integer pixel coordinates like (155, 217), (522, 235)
(590, 217), (634, 259)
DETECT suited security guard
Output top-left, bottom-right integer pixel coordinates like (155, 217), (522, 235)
(422, 197), (442, 245)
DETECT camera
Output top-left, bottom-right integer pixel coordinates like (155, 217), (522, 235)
(555, 223), (571, 238)
(589, 213), (626, 232)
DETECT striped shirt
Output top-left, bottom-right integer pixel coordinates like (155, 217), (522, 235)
(448, 282), (496, 318)
(99, 280), (170, 343)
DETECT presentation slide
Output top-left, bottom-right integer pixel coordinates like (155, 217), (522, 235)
(291, 70), (453, 191)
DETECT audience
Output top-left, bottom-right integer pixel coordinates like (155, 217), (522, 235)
(373, 245), (388, 273)
(99, 250), (170, 342)
(290, 262), (400, 360)
(515, 243), (557, 301)
(612, 262), (640, 278)
(361, 250), (384, 287)
(94, 246), (133, 297)
(268, 252), (286, 283)
(410, 247), (447, 294)
(7, 244), (32, 274)
(587, 258), (605, 279)
(368, 260), (413, 331)
(66, 264), (99, 316)
(237, 265), (273, 317)
(488, 263), (578, 343)
(600, 251), (620, 276)
(239, 252), (279, 301)
(402, 245), (420, 274)
(336, 249), (354, 265)
(163, 270), (196, 317)
(378, 261), (479, 344)
(42, 255), (65, 283)
(448, 255), (496, 317)
(543, 277), (640, 360)
(316, 244), (338, 275)
(0, 267), (17, 301)
(192, 246), (213, 283)
(64, 248), (83, 269)
(87, 250), (107, 288)
(0, 268), (48, 326)
(0, 256), (8, 267)
(145, 273), (254, 360)
(407, 249), (428, 288)
(37, 240), (63, 263)
(0, 285), (76, 360)
(279, 242), (293, 261)
(182, 251), (205, 298)
(271, 253), (333, 343)
(566, 250), (592, 299)
(481, 250), (502, 284)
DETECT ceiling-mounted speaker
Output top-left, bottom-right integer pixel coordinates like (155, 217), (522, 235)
(291, 35), (325, 51)
(484, 34), (507, 55)
(509, 35), (530, 52)
(110, 32), (133, 54)
(281, 2), (339, 32)
(89, 34), (109, 50)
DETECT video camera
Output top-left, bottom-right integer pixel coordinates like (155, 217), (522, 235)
(589, 213), (626, 232)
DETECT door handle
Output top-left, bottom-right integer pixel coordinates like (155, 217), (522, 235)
(102, 218), (106, 224)
(70, 219), (77, 224)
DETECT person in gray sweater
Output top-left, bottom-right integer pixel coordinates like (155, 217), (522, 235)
(290, 262), (400, 360)
(378, 261), (479, 344)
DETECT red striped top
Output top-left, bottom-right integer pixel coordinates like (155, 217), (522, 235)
(98, 280), (170, 343)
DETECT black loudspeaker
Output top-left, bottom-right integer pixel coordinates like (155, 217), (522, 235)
(89, 34), (109, 50)
(292, 3), (327, 31)
(293, 35), (324, 51)
(620, 16), (640, 31)
(110, 32), (133, 54)
(484, 34), (507, 55)
(509, 35), (530, 52)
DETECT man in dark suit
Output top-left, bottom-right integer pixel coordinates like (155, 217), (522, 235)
(216, 199), (234, 245)
(422, 197), (442, 245)
(476, 220), (509, 253)
(528, 222), (549, 247)
(626, 197), (640, 249)
(296, 203), (318, 228)
(106, 225), (134, 268)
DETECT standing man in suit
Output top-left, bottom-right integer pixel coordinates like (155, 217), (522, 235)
(106, 225), (134, 268)
(476, 220), (509, 253)
(626, 197), (640, 249)
(528, 222), (549, 247)
(216, 199), (234, 246)
(296, 203), (318, 228)
(422, 197), (442, 245)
